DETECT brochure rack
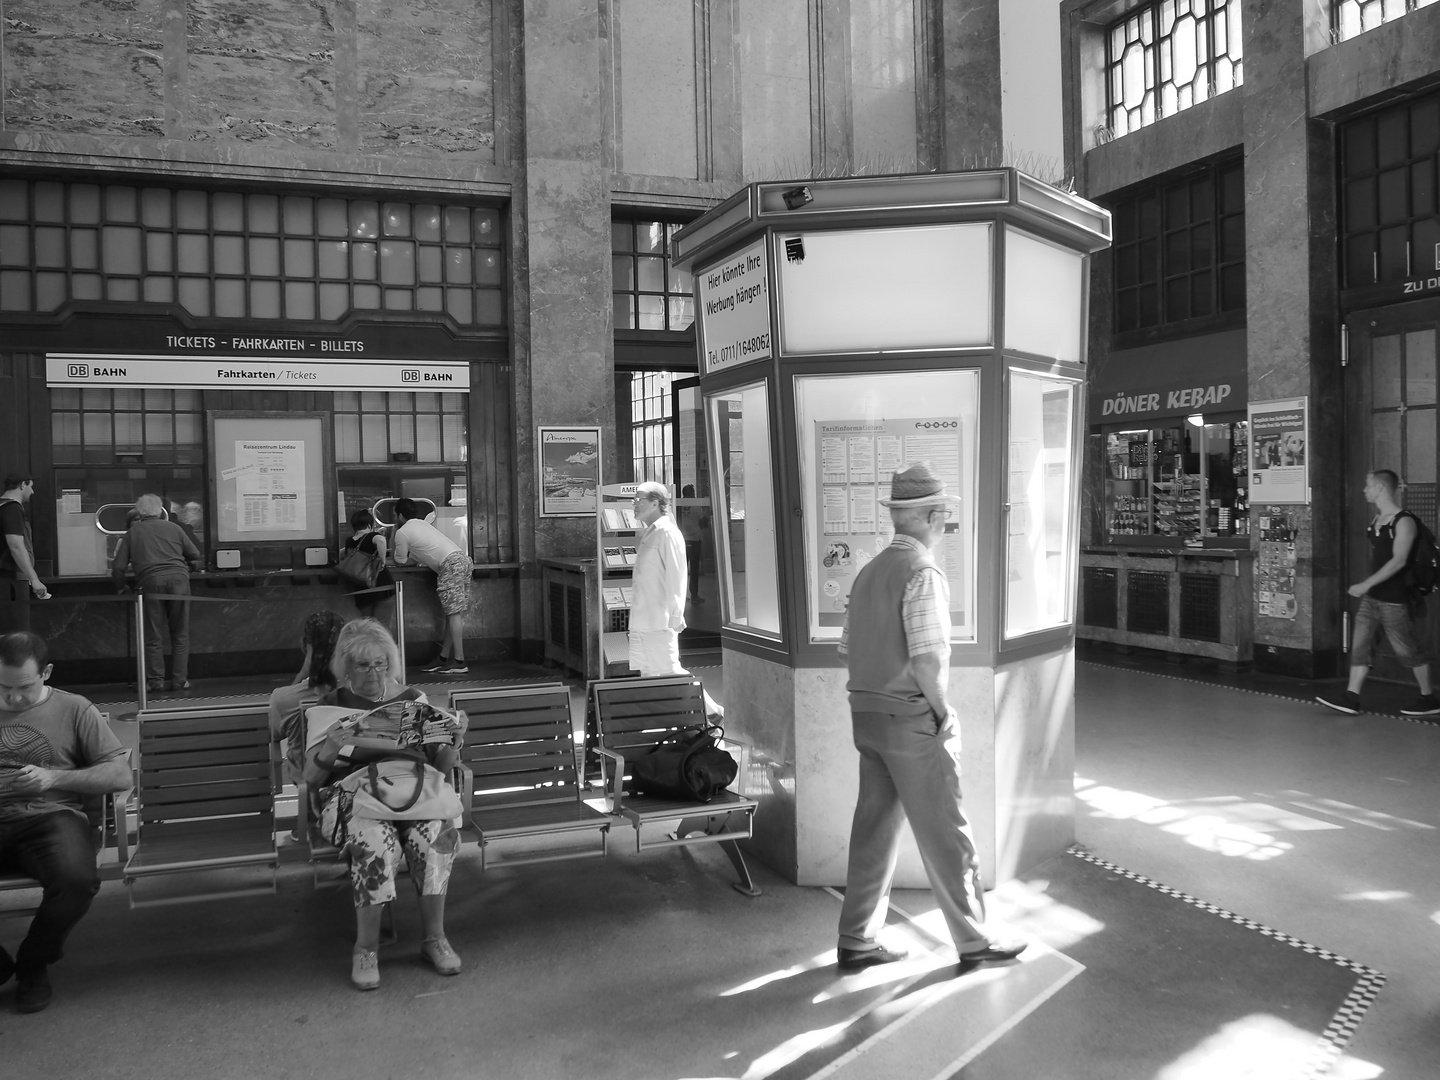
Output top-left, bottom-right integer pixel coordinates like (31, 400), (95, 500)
(597, 483), (639, 676)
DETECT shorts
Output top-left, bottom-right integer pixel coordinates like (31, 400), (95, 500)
(1351, 595), (1430, 668)
(628, 628), (687, 677)
(435, 550), (473, 616)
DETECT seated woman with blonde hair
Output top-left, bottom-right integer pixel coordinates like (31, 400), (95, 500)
(303, 618), (464, 990)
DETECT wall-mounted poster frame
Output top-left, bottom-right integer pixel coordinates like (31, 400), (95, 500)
(208, 412), (335, 546)
(1248, 397), (1309, 504)
(538, 426), (601, 517)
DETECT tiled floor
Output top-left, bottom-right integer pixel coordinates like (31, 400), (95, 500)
(4, 652), (1431, 1078)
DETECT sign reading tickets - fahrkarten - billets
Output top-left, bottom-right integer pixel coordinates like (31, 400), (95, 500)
(697, 236), (771, 376)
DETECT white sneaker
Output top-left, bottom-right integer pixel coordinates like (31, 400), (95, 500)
(351, 947), (380, 990)
(421, 937), (462, 975)
(437, 662), (469, 675)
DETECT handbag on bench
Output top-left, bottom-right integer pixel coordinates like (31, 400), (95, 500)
(629, 723), (738, 803)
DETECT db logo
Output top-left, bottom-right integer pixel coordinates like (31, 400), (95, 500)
(401, 369), (421, 383)
(68, 364), (88, 377)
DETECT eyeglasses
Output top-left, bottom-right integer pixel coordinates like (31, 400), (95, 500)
(930, 508), (953, 520)
(353, 660), (390, 674)
(633, 496), (655, 505)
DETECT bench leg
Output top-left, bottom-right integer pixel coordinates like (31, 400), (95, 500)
(666, 811), (761, 896)
(717, 837), (761, 897)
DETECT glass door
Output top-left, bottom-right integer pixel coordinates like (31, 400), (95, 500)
(1345, 301), (1440, 681)
(672, 376), (720, 639)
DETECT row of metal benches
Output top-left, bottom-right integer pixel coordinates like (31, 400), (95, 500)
(1, 676), (759, 919)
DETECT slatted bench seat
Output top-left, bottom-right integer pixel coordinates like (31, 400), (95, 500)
(123, 704), (280, 908)
(449, 683), (610, 869)
(587, 675), (760, 896)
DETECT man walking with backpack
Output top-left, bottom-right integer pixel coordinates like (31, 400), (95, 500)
(1317, 469), (1440, 716)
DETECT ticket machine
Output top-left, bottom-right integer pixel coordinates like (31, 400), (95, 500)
(672, 171), (1111, 886)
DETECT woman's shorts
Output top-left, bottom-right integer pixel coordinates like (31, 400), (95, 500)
(435, 551), (473, 616)
(1351, 595), (1431, 668)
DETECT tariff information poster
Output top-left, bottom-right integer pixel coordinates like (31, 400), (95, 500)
(1249, 397), (1309, 504)
(813, 418), (965, 626)
(233, 441), (307, 533)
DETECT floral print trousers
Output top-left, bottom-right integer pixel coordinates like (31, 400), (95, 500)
(347, 816), (458, 908)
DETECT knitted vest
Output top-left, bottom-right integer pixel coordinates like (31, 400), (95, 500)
(845, 541), (935, 716)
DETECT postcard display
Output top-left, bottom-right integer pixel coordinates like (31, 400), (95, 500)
(673, 171), (1112, 889)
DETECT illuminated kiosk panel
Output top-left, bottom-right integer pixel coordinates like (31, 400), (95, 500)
(1004, 227), (1085, 364)
(777, 224), (992, 354)
(795, 370), (980, 644)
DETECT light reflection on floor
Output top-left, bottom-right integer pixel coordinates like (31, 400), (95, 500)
(1155, 1014), (1380, 1080)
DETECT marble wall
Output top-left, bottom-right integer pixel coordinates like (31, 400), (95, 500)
(1, 0), (494, 160)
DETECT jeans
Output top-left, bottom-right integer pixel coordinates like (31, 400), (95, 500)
(0, 810), (101, 972)
(141, 569), (191, 684)
(0, 574), (30, 633)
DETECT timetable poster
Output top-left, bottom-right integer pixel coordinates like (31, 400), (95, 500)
(233, 441), (307, 533)
(814, 418), (965, 626)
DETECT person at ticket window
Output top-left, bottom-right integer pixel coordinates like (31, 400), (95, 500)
(393, 499), (472, 675)
(112, 494), (201, 692)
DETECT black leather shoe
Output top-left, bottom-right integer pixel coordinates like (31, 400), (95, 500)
(837, 945), (909, 971)
(16, 967), (52, 1013)
(959, 938), (1028, 964)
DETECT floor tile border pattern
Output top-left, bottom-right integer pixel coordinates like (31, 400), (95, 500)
(1077, 659), (1440, 728)
(1066, 845), (1386, 1080)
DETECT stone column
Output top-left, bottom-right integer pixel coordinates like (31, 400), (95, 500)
(517, 0), (616, 647)
(1242, 0), (1342, 677)
(918, 0), (1003, 170)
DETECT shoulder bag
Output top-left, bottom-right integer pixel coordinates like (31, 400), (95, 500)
(629, 722), (738, 803)
(337, 535), (385, 590)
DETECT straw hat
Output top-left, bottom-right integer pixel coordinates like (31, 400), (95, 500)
(878, 461), (959, 508)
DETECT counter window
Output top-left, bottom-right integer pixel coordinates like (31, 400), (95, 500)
(706, 382), (781, 637)
(51, 388), (208, 575)
(795, 370), (980, 644)
(1103, 419), (1249, 544)
(1005, 371), (1079, 639)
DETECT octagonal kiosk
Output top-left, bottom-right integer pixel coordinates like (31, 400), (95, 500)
(672, 171), (1111, 888)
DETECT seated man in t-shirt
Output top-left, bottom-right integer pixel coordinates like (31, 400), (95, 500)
(0, 631), (130, 1013)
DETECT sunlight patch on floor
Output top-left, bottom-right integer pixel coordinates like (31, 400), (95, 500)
(1155, 1014), (1341, 1080)
(1073, 776), (1344, 860)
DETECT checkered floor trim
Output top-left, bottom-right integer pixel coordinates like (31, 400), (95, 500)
(1079, 659), (1440, 728)
(1067, 845), (1385, 1079)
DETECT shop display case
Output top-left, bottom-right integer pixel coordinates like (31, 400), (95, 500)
(1102, 419), (1249, 545)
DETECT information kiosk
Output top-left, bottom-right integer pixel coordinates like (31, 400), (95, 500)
(672, 171), (1111, 887)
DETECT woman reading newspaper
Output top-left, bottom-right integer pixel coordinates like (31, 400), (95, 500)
(301, 618), (466, 991)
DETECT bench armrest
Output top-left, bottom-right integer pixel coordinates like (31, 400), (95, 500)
(107, 750), (135, 863)
(591, 746), (626, 813)
(453, 763), (474, 829)
(717, 732), (751, 796)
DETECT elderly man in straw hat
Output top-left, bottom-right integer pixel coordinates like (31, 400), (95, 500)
(835, 462), (1026, 971)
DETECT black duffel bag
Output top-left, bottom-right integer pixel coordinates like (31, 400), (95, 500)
(629, 723), (738, 802)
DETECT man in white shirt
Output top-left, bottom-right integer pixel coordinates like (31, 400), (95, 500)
(628, 482), (722, 719)
(393, 499), (473, 675)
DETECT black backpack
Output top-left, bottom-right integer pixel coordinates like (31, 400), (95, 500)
(1401, 511), (1440, 597)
